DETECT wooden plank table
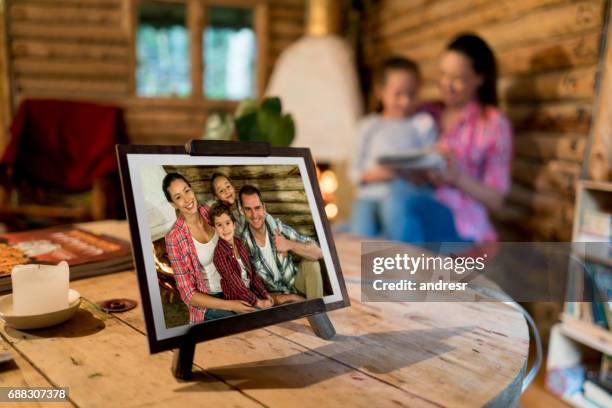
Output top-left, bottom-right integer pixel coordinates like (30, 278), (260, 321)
(0, 221), (529, 407)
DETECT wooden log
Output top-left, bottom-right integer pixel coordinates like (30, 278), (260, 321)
(507, 184), (574, 220)
(507, 101), (592, 133)
(384, 1), (603, 59)
(126, 123), (203, 138)
(261, 190), (307, 203)
(265, 202), (311, 214)
(512, 158), (581, 196)
(270, 6), (304, 21)
(498, 66), (596, 102)
(9, 3), (121, 23)
(417, 30), (601, 83)
(275, 214), (314, 225)
(377, 0), (564, 48)
(269, 20), (303, 38)
(497, 31), (601, 76)
(9, 22), (128, 43)
(165, 165), (302, 181)
(13, 58), (130, 78)
(373, 0), (490, 40)
(188, 0), (203, 100)
(0, 1), (11, 153)
(269, 0), (305, 6)
(196, 191), (308, 206)
(14, 0), (120, 7)
(371, 0), (430, 26)
(11, 40), (129, 60)
(127, 133), (193, 145)
(585, 0), (612, 180)
(125, 110), (207, 126)
(121, 96), (237, 110)
(16, 77), (129, 95)
(192, 177), (305, 192)
(255, 2), (269, 98)
(513, 132), (587, 162)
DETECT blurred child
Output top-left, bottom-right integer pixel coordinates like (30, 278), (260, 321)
(210, 202), (273, 309)
(348, 57), (437, 241)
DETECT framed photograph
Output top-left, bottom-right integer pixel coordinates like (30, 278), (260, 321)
(117, 143), (349, 353)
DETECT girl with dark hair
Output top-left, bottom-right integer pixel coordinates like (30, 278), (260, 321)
(162, 172), (256, 324)
(401, 33), (512, 243)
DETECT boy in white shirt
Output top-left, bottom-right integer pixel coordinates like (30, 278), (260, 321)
(349, 57), (437, 240)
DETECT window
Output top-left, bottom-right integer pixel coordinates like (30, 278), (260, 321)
(135, 1), (263, 101)
(204, 6), (255, 100)
(137, 2), (190, 97)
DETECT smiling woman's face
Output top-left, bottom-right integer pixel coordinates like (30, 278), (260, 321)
(438, 50), (483, 108)
(168, 179), (198, 216)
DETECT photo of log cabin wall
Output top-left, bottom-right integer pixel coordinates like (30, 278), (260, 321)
(145, 164), (333, 329)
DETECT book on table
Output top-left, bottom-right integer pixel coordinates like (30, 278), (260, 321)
(0, 225), (133, 292)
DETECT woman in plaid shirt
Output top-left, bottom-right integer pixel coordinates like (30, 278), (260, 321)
(163, 173), (256, 324)
(210, 202), (273, 308)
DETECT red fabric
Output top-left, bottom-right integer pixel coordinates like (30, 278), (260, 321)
(1, 99), (126, 192)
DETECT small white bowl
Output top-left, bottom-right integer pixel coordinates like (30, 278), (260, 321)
(0, 289), (81, 330)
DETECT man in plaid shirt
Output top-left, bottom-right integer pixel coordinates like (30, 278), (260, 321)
(237, 185), (325, 302)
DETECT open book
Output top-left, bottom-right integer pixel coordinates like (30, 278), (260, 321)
(0, 225), (133, 292)
(377, 148), (445, 170)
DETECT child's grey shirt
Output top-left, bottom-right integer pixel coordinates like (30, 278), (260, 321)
(349, 112), (438, 199)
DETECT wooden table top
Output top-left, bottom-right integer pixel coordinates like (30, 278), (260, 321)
(0, 221), (528, 407)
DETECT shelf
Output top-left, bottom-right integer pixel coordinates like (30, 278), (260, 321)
(560, 314), (612, 355)
(561, 392), (599, 408)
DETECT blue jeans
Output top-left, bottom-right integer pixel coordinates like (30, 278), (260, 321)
(203, 293), (236, 321)
(401, 189), (470, 244)
(351, 179), (470, 244)
(350, 179), (429, 241)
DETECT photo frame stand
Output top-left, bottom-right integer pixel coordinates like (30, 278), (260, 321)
(171, 140), (336, 380)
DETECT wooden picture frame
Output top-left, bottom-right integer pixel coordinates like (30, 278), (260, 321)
(116, 141), (349, 357)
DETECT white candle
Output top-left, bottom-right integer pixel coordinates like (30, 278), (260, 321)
(11, 261), (69, 315)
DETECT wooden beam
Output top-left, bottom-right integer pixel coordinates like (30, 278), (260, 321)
(376, 0), (563, 46)
(0, 0), (12, 154)
(9, 3), (121, 24)
(584, 0), (612, 180)
(498, 66), (596, 102)
(16, 77), (129, 95)
(507, 101), (592, 133)
(507, 183), (574, 217)
(255, 1), (268, 98)
(122, 0), (136, 95)
(380, 1), (604, 61)
(417, 31), (601, 83)
(9, 22), (128, 42)
(188, 0), (203, 99)
(13, 58), (131, 77)
(512, 157), (582, 196)
(513, 132), (587, 162)
(11, 40), (129, 60)
(269, 20), (303, 38)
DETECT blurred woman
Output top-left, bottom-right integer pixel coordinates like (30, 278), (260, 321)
(399, 33), (512, 243)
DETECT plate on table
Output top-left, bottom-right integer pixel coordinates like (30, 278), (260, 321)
(0, 289), (81, 330)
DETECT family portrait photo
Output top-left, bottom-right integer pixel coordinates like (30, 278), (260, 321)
(136, 159), (337, 331)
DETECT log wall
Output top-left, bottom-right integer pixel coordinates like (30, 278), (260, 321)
(361, 0), (608, 240)
(163, 165), (317, 237)
(1, 0), (305, 146)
